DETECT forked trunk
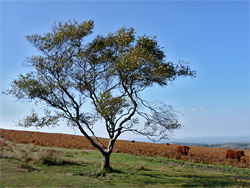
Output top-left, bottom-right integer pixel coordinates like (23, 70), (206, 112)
(101, 152), (113, 173)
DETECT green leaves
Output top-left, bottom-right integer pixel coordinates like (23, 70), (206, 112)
(96, 90), (128, 120)
(26, 20), (94, 55)
(18, 110), (60, 128)
(7, 73), (49, 100)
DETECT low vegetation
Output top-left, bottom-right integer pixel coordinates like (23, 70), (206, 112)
(1, 138), (250, 187)
(1, 129), (249, 168)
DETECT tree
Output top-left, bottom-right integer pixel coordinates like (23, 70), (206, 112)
(5, 20), (195, 173)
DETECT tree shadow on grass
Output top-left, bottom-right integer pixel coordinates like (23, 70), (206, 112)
(41, 159), (86, 166)
(167, 173), (245, 187)
(134, 170), (247, 187)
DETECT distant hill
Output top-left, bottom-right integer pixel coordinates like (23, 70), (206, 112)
(168, 135), (250, 145)
(133, 135), (250, 149)
(170, 142), (250, 150)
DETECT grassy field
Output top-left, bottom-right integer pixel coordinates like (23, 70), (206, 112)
(1, 129), (249, 168)
(1, 139), (250, 187)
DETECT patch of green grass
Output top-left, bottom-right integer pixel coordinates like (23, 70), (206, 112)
(1, 140), (250, 187)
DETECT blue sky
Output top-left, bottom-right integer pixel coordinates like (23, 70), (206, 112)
(0, 1), (249, 140)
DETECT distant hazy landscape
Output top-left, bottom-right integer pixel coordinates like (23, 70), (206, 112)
(170, 135), (250, 144)
(134, 136), (250, 149)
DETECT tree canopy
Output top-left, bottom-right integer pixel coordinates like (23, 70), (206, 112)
(6, 20), (195, 172)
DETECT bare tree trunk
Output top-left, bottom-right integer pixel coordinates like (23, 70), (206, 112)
(101, 152), (113, 173)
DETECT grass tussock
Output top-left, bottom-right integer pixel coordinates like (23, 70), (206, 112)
(0, 139), (86, 167)
(33, 149), (64, 165)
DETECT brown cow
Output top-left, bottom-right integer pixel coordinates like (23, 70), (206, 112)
(177, 146), (191, 155)
(166, 143), (170, 146)
(226, 149), (245, 162)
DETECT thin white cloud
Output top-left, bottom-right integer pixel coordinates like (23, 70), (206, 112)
(190, 107), (205, 112)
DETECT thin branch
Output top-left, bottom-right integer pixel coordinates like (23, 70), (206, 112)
(115, 107), (133, 125)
